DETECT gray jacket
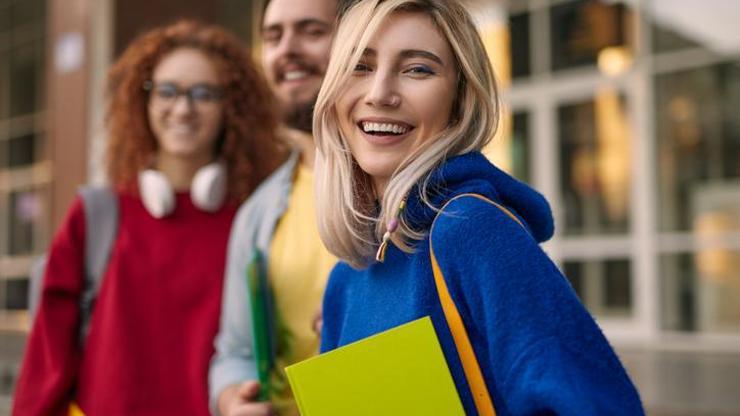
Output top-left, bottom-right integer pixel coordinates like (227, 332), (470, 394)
(208, 152), (300, 412)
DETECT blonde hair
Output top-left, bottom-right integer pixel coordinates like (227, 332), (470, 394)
(314, 0), (499, 268)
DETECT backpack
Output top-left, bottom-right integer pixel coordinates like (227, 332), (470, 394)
(28, 186), (119, 344)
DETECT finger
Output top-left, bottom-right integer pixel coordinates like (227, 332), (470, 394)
(312, 309), (323, 335)
(232, 401), (274, 416)
(236, 380), (261, 401)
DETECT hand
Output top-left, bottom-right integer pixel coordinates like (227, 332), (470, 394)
(312, 308), (323, 336)
(218, 381), (273, 416)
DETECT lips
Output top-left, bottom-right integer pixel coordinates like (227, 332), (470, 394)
(166, 123), (198, 136)
(360, 121), (411, 135)
(284, 70), (309, 81)
(277, 60), (319, 84)
(356, 118), (415, 145)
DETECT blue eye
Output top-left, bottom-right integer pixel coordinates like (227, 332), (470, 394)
(406, 65), (435, 76)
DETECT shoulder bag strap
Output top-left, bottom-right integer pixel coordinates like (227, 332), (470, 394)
(429, 193), (525, 416)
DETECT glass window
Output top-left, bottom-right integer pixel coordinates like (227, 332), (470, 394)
(550, 0), (628, 71)
(661, 251), (740, 333)
(564, 258), (633, 317)
(656, 62), (740, 232)
(0, 4), (10, 32)
(0, 140), (7, 168)
(10, 0), (44, 27)
(219, 0), (253, 43)
(8, 190), (41, 255)
(9, 42), (39, 117)
(8, 133), (35, 167)
(509, 12), (530, 79)
(651, 22), (700, 54)
(4, 278), (28, 310)
(0, 50), (8, 118)
(511, 111), (531, 183)
(558, 92), (632, 235)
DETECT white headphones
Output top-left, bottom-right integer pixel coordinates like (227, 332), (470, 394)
(138, 161), (227, 218)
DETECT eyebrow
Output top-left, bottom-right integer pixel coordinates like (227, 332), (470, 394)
(362, 48), (445, 66)
(262, 18), (333, 33)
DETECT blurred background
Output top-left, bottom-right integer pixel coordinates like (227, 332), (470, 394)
(0, 0), (738, 414)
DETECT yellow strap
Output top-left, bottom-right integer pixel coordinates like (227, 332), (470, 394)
(429, 193), (524, 416)
(430, 248), (496, 415)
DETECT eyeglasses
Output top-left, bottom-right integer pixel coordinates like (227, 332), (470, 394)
(143, 80), (224, 108)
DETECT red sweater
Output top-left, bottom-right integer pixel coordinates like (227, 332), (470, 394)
(13, 192), (237, 416)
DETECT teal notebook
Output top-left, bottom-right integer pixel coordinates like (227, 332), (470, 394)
(285, 316), (465, 416)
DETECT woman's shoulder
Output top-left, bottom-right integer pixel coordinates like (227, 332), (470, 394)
(430, 194), (533, 250)
(426, 193), (552, 290)
(326, 261), (355, 286)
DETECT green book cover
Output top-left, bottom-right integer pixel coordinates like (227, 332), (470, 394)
(285, 316), (465, 416)
(246, 250), (274, 401)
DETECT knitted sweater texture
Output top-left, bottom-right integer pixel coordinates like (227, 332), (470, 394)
(14, 192), (237, 416)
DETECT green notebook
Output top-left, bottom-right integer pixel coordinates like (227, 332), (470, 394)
(285, 316), (465, 416)
(246, 250), (275, 401)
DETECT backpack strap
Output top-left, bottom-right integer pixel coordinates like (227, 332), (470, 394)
(78, 186), (119, 345)
(28, 254), (48, 317)
(429, 193), (525, 416)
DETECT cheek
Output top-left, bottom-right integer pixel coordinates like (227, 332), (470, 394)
(313, 40), (333, 67)
(147, 104), (156, 124)
(420, 86), (456, 131)
(335, 94), (357, 134)
(204, 109), (225, 137)
(262, 52), (279, 79)
(147, 106), (162, 134)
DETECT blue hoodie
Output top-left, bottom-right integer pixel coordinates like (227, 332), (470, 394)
(320, 152), (644, 415)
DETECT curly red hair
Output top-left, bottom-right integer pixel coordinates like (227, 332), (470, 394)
(106, 20), (285, 203)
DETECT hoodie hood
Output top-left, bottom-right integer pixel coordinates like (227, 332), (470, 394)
(404, 152), (554, 243)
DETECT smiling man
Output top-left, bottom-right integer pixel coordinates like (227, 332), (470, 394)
(262, 0), (335, 135)
(208, 1), (341, 416)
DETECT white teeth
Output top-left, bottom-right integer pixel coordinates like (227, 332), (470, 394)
(361, 121), (409, 134)
(284, 71), (308, 81)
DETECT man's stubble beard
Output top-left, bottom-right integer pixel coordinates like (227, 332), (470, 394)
(284, 95), (318, 134)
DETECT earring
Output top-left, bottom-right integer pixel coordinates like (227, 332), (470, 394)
(375, 196), (407, 262)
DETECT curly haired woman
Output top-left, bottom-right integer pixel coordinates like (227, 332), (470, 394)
(13, 20), (284, 416)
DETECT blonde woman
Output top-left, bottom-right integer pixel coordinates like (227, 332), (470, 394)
(313, 0), (643, 414)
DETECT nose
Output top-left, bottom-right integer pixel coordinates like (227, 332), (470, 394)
(364, 71), (400, 108)
(170, 94), (195, 116)
(274, 29), (302, 58)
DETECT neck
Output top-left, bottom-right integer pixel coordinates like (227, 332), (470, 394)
(372, 177), (389, 199)
(279, 126), (315, 169)
(154, 152), (212, 191)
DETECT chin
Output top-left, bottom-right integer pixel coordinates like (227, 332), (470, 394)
(160, 146), (206, 159)
(356, 161), (396, 183)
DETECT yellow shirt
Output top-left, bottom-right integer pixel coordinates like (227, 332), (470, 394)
(268, 164), (336, 415)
